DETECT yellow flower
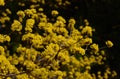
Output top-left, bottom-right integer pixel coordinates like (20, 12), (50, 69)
(4, 35), (11, 42)
(17, 10), (25, 18)
(18, 56), (24, 64)
(57, 16), (66, 23)
(11, 20), (22, 31)
(90, 43), (99, 53)
(38, 22), (46, 29)
(24, 9), (33, 17)
(38, 8), (44, 12)
(69, 18), (76, 24)
(26, 18), (35, 28)
(79, 47), (86, 55)
(105, 40), (113, 48)
(81, 26), (93, 36)
(16, 73), (29, 79)
(51, 10), (59, 16)
(25, 27), (32, 32)
(0, 0), (5, 6)
(82, 37), (92, 45)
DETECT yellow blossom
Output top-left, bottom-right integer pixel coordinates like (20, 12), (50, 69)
(51, 10), (59, 16)
(24, 9), (33, 17)
(38, 22), (46, 29)
(11, 20), (22, 31)
(26, 18), (35, 28)
(25, 27), (32, 32)
(4, 35), (11, 42)
(38, 8), (44, 12)
(90, 43), (99, 53)
(17, 10), (25, 18)
(105, 40), (113, 48)
(81, 26), (93, 36)
(16, 73), (29, 79)
(57, 16), (66, 23)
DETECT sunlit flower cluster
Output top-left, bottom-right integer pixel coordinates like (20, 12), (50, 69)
(0, 0), (116, 79)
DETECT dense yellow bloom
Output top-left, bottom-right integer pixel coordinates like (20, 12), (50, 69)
(0, 55), (19, 75)
(70, 56), (80, 67)
(72, 46), (85, 55)
(24, 60), (37, 70)
(0, 0), (5, 6)
(16, 73), (29, 79)
(31, 68), (48, 78)
(105, 40), (113, 48)
(58, 50), (70, 64)
(11, 20), (22, 31)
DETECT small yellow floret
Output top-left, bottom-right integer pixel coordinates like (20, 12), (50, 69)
(51, 10), (59, 16)
(17, 10), (25, 18)
(105, 40), (113, 48)
(11, 20), (22, 31)
(90, 43), (99, 53)
(26, 18), (35, 28)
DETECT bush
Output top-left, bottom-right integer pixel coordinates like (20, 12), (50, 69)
(0, 0), (117, 79)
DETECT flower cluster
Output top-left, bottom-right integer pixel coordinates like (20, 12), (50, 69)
(0, 0), (117, 79)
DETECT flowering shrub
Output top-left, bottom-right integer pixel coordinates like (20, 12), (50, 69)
(0, 0), (117, 79)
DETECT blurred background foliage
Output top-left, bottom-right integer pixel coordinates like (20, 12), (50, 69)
(0, 0), (120, 78)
